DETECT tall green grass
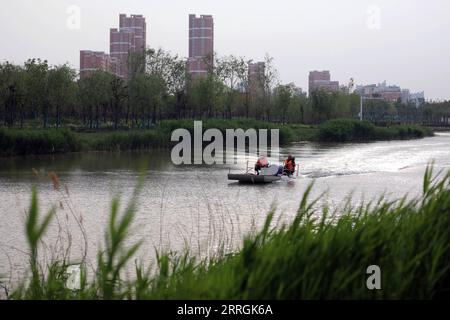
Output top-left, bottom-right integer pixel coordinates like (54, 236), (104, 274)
(0, 128), (81, 156)
(81, 119), (297, 152)
(0, 119), (434, 156)
(4, 166), (450, 299)
(318, 119), (433, 142)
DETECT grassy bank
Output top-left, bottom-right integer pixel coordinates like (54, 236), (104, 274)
(0, 119), (434, 157)
(0, 119), (301, 157)
(0, 128), (81, 157)
(4, 167), (450, 299)
(80, 119), (298, 151)
(318, 119), (434, 142)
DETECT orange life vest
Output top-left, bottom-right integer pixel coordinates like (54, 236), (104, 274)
(284, 159), (295, 172)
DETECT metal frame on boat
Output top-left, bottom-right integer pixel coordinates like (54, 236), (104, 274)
(227, 161), (299, 184)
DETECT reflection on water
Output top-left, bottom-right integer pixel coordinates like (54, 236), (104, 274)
(1, 133), (450, 286)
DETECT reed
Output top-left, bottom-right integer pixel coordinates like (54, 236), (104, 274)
(0, 119), (434, 156)
(0, 128), (81, 156)
(318, 119), (433, 142)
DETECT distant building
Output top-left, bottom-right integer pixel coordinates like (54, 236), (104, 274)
(401, 88), (425, 107)
(110, 14), (147, 79)
(401, 89), (411, 104)
(374, 81), (402, 102)
(408, 91), (425, 107)
(249, 62), (265, 79)
(79, 50), (112, 79)
(308, 71), (339, 96)
(188, 14), (214, 78)
(355, 81), (423, 104)
(80, 14), (146, 80)
(248, 62), (265, 96)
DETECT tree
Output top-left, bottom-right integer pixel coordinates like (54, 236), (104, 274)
(262, 54), (279, 121)
(274, 83), (295, 123)
(129, 73), (164, 128)
(216, 55), (247, 118)
(110, 76), (127, 130)
(24, 59), (49, 123)
(0, 62), (26, 127)
(311, 89), (334, 123)
(78, 71), (113, 129)
(47, 65), (76, 128)
(128, 51), (146, 79)
(143, 48), (186, 121)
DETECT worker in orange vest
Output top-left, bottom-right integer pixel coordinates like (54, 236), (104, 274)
(283, 155), (296, 176)
(254, 156), (269, 175)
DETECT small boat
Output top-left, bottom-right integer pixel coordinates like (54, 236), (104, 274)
(228, 163), (297, 184)
(227, 173), (281, 184)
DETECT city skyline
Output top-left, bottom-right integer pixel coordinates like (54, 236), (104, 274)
(1, 0), (450, 100)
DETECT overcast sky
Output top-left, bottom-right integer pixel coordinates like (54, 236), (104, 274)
(1, 0), (449, 100)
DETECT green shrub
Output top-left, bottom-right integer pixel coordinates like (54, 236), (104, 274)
(0, 128), (81, 156)
(318, 119), (376, 142)
(318, 119), (433, 142)
(0, 119), (433, 156)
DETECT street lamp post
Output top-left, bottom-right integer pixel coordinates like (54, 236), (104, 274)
(360, 95), (363, 121)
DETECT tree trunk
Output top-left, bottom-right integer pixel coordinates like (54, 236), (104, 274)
(96, 105), (99, 130)
(152, 105), (156, 124)
(43, 110), (48, 129)
(56, 105), (61, 128)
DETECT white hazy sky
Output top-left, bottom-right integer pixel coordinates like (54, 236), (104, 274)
(1, 0), (449, 100)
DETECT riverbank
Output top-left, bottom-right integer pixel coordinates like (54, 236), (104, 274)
(317, 119), (433, 142)
(0, 119), (434, 157)
(5, 167), (450, 299)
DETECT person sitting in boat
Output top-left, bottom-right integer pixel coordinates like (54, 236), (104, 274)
(254, 156), (269, 175)
(283, 155), (296, 176)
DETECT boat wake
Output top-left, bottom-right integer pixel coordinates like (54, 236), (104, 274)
(300, 170), (374, 179)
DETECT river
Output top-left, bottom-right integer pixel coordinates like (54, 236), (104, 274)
(1, 133), (450, 286)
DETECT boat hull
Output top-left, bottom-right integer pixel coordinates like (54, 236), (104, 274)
(227, 174), (281, 184)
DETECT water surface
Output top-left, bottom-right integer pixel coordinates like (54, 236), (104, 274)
(1, 133), (449, 285)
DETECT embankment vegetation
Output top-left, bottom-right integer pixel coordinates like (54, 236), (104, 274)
(318, 119), (433, 142)
(0, 119), (434, 157)
(0, 119), (298, 156)
(0, 127), (81, 156)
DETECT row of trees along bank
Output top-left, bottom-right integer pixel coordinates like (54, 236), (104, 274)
(1, 49), (450, 130)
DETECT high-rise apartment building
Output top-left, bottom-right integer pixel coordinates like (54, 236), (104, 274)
(188, 14), (214, 77)
(119, 14), (146, 52)
(249, 62), (265, 81)
(308, 70), (339, 95)
(79, 50), (112, 79)
(110, 14), (147, 79)
(80, 14), (146, 80)
(248, 62), (266, 96)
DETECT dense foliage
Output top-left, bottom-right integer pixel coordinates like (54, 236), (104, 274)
(1, 118), (433, 156)
(318, 119), (433, 142)
(0, 127), (81, 156)
(2, 50), (448, 131)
